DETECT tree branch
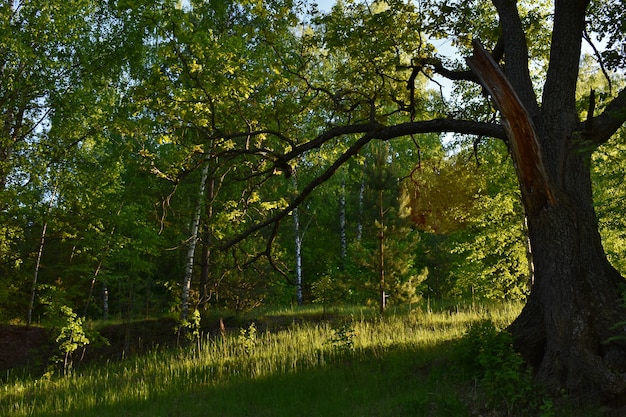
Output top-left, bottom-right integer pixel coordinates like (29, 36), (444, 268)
(542, 0), (590, 118)
(491, 0), (538, 114)
(583, 87), (626, 145)
(220, 116), (504, 250)
(220, 132), (375, 250)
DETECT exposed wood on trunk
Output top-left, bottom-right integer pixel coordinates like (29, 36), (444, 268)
(466, 39), (555, 216)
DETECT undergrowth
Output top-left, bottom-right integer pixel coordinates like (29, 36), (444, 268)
(0, 301), (603, 417)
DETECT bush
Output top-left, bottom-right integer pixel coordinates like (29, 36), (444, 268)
(457, 319), (536, 413)
(55, 306), (90, 375)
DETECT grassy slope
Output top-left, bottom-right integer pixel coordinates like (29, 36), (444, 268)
(0, 302), (604, 417)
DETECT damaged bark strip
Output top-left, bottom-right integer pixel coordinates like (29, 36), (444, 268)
(466, 39), (555, 215)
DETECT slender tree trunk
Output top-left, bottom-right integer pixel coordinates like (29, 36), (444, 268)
(339, 174), (347, 270)
(294, 204), (303, 306)
(199, 177), (215, 310)
(27, 221), (47, 325)
(27, 186), (58, 325)
(292, 174), (304, 305)
(102, 283), (109, 320)
(357, 166), (365, 242)
(181, 160), (210, 320)
(84, 222), (118, 317)
(378, 189), (385, 316)
(84, 259), (104, 317)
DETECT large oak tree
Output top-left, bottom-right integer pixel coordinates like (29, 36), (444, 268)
(39, 0), (620, 403)
(219, 0), (626, 403)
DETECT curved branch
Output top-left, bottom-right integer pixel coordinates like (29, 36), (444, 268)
(220, 132), (375, 250)
(583, 28), (613, 95)
(584, 87), (626, 145)
(281, 122), (383, 160)
(371, 118), (506, 141)
(220, 116), (504, 251)
(409, 39), (504, 86)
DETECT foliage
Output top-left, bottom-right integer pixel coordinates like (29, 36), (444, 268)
(1, 0), (626, 401)
(3, 302), (529, 417)
(327, 321), (356, 354)
(457, 319), (536, 413)
(311, 273), (345, 315)
(449, 143), (530, 301)
(176, 308), (202, 350)
(54, 306), (90, 375)
(237, 322), (258, 356)
(408, 142), (530, 301)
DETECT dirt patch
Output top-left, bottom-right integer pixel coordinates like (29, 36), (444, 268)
(0, 312), (340, 376)
(0, 325), (55, 373)
(0, 318), (185, 375)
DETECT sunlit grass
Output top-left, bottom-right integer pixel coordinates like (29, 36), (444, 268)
(2, 301), (524, 417)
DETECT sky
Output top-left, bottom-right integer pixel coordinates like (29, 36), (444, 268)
(315, 0), (337, 12)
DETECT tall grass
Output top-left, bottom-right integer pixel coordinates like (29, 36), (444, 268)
(2, 302), (523, 417)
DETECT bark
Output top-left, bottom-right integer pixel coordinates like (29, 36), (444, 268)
(293, 174), (304, 305)
(466, 40), (555, 216)
(339, 174), (347, 270)
(357, 170), (365, 242)
(181, 160), (210, 320)
(102, 284), (109, 321)
(293, 204), (303, 306)
(468, 39), (626, 403)
(27, 221), (47, 325)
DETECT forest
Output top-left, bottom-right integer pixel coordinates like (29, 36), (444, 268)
(1, 0), (626, 415)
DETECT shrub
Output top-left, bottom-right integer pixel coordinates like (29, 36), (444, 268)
(457, 319), (535, 413)
(55, 306), (90, 375)
(237, 322), (257, 356)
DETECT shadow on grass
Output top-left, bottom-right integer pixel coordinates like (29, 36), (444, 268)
(32, 343), (470, 417)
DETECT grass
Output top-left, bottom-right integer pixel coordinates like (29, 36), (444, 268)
(2, 300), (590, 417)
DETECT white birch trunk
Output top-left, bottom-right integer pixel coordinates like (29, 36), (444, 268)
(102, 284), (109, 320)
(27, 187), (58, 325)
(27, 221), (47, 325)
(294, 205), (303, 305)
(292, 175), (304, 305)
(181, 160), (210, 320)
(378, 189), (386, 316)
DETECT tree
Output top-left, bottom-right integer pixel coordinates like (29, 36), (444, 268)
(0, 0), (156, 322)
(220, 0), (626, 402)
(347, 141), (422, 312)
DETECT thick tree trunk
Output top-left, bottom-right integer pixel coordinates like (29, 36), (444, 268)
(511, 189), (626, 403)
(469, 40), (626, 403)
